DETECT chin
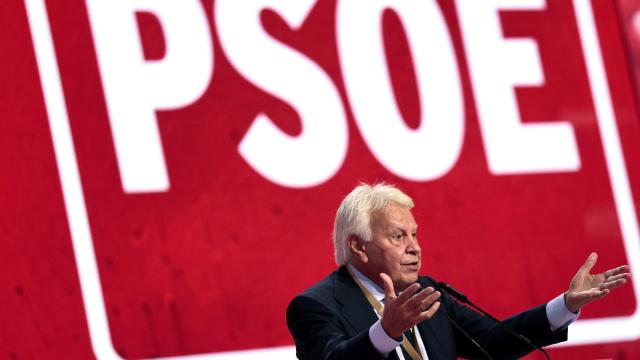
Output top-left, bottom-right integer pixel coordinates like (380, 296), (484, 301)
(396, 275), (418, 291)
(408, 272), (420, 283)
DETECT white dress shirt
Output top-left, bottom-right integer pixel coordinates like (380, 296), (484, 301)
(348, 265), (579, 360)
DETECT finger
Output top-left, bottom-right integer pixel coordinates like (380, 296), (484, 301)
(578, 252), (598, 274)
(417, 291), (441, 312)
(396, 283), (421, 304)
(593, 289), (609, 298)
(604, 265), (630, 277)
(417, 301), (441, 322)
(600, 278), (628, 291)
(380, 273), (396, 301)
(407, 288), (438, 311)
(406, 287), (435, 308)
(604, 273), (631, 283)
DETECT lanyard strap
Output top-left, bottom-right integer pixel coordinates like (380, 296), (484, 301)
(346, 267), (423, 360)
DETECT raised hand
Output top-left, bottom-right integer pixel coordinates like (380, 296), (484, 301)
(379, 273), (441, 339)
(565, 252), (631, 313)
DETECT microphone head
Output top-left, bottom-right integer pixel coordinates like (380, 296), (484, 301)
(437, 281), (468, 303)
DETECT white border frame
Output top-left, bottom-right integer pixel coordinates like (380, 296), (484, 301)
(24, 0), (295, 358)
(560, 0), (640, 347)
(24, 0), (639, 358)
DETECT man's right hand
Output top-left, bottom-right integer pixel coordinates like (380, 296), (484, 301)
(379, 273), (441, 339)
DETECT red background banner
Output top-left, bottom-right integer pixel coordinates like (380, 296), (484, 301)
(2, 0), (640, 359)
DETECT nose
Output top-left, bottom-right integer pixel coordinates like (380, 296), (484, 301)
(406, 236), (421, 256)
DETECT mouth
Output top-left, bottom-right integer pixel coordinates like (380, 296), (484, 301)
(402, 261), (420, 270)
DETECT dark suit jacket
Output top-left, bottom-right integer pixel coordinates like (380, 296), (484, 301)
(287, 266), (567, 359)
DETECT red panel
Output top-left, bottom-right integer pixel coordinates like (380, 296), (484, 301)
(1, 0), (639, 359)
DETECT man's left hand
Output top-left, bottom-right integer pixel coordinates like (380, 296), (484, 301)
(565, 252), (631, 313)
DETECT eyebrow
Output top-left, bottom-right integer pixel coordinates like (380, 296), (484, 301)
(387, 224), (418, 233)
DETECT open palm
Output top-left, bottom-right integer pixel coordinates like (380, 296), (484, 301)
(565, 252), (631, 313)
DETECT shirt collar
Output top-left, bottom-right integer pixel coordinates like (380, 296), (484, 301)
(347, 264), (386, 302)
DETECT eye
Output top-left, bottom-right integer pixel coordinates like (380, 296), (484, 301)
(392, 234), (403, 241)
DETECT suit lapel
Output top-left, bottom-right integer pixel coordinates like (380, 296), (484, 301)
(333, 266), (379, 336)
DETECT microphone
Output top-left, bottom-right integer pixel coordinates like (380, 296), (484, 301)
(437, 282), (551, 360)
(436, 302), (494, 360)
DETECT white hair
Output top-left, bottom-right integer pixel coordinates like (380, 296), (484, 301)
(333, 183), (414, 265)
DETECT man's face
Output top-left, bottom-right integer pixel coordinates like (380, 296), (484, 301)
(360, 202), (421, 292)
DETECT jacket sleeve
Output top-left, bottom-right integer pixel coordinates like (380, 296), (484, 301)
(286, 295), (387, 360)
(441, 290), (568, 359)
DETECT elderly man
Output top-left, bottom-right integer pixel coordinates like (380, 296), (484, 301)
(286, 183), (631, 359)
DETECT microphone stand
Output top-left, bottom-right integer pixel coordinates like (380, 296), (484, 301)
(438, 282), (551, 360)
(436, 304), (494, 360)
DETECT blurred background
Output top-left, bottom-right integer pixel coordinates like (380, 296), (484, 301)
(2, 0), (640, 359)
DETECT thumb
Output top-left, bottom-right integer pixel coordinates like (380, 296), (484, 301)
(380, 273), (396, 300)
(579, 252), (598, 274)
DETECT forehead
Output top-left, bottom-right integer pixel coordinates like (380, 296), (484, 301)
(372, 203), (417, 229)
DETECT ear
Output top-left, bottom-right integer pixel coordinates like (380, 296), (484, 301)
(348, 235), (368, 263)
